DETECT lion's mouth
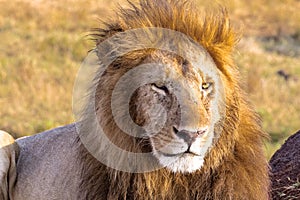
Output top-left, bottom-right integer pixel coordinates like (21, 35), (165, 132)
(160, 151), (201, 157)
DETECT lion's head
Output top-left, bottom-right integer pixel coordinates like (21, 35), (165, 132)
(75, 1), (269, 199)
(76, 0), (238, 174)
(78, 38), (232, 174)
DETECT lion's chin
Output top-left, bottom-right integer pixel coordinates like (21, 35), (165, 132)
(154, 152), (205, 173)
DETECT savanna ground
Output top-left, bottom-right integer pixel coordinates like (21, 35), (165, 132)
(0, 0), (299, 161)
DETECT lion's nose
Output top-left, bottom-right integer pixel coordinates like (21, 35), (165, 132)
(173, 127), (207, 145)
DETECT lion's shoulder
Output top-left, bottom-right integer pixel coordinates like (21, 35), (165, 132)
(16, 123), (77, 151)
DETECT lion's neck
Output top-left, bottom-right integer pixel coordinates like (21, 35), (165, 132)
(77, 141), (217, 200)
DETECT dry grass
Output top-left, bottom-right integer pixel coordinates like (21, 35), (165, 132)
(0, 0), (299, 159)
(272, 177), (300, 199)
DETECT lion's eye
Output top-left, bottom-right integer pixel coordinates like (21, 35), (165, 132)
(202, 82), (212, 90)
(151, 83), (169, 95)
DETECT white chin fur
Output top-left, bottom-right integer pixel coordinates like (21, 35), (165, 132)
(154, 152), (205, 173)
(151, 128), (214, 173)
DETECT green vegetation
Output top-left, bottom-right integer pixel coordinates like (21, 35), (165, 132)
(0, 0), (299, 159)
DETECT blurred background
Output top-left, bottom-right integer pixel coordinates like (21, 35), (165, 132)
(0, 0), (299, 159)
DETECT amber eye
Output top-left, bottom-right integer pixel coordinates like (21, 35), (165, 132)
(201, 82), (212, 90)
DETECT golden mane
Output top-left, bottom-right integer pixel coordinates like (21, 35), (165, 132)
(93, 0), (238, 78)
(77, 0), (270, 199)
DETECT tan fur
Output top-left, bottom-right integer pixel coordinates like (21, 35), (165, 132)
(0, 131), (18, 200)
(0, 131), (15, 148)
(78, 0), (270, 199)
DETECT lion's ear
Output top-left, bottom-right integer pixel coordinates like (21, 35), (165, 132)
(92, 23), (125, 45)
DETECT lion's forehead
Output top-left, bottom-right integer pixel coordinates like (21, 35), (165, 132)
(144, 51), (216, 82)
(158, 62), (213, 85)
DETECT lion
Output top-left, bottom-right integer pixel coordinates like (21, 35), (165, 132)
(1, 0), (269, 199)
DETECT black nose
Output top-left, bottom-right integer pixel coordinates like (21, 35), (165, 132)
(173, 127), (206, 145)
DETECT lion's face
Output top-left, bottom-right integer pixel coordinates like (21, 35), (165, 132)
(129, 55), (222, 173)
